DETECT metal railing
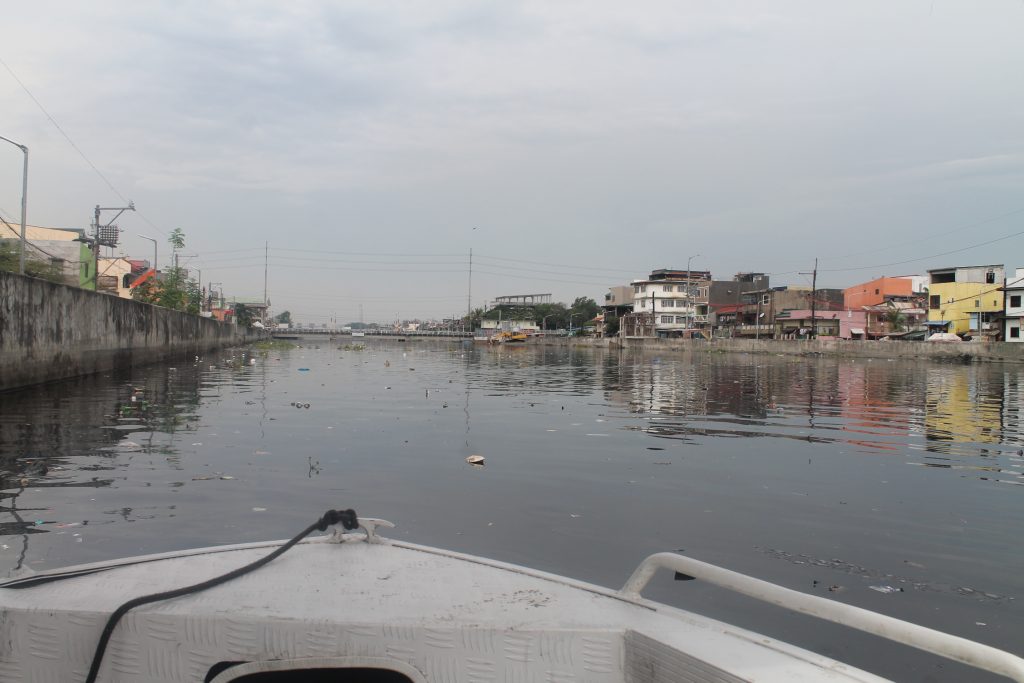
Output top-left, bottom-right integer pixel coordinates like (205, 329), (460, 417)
(621, 553), (1024, 682)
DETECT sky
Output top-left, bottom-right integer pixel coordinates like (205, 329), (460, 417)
(1, 1), (1022, 324)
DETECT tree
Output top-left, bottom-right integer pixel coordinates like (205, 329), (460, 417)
(462, 307), (486, 329)
(605, 314), (620, 336)
(274, 310), (292, 325)
(569, 297), (601, 325)
(533, 302), (569, 330)
(132, 229), (200, 314)
(885, 306), (907, 332)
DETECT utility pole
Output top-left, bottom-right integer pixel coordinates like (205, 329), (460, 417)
(91, 202), (134, 290)
(467, 248), (473, 319)
(263, 241), (269, 322)
(0, 135), (27, 275)
(800, 258), (819, 339)
(651, 288), (656, 338)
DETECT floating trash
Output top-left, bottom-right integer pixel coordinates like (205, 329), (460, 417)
(298, 368), (310, 372)
(870, 585), (904, 594)
(252, 507), (267, 512)
(465, 455), (485, 466)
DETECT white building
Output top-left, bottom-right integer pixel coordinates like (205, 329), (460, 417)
(631, 268), (711, 337)
(1003, 268), (1024, 342)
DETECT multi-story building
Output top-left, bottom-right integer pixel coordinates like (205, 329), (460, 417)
(843, 275), (925, 309)
(733, 286), (844, 338)
(629, 268), (711, 337)
(1003, 268), (1024, 342)
(926, 265), (1004, 337)
(603, 285), (634, 318)
(710, 273), (769, 336)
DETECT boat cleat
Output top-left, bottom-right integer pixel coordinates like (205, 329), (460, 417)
(329, 517), (395, 544)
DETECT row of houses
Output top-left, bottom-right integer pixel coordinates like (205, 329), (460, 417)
(0, 223), (265, 323)
(604, 264), (1024, 342)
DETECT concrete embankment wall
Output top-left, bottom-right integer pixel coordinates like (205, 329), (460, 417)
(542, 336), (1024, 363)
(0, 270), (258, 392)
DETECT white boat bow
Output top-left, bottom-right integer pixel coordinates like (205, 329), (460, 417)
(1, 511), (1021, 683)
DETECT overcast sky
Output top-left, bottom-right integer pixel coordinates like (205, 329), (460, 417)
(2, 1), (1022, 323)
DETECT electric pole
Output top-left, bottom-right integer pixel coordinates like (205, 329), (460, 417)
(467, 247), (473, 319)
(801, 258), (819, 339)
(90, 202), (134, 290)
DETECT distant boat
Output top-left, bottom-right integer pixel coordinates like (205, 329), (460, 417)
(351, 331), (366, 337)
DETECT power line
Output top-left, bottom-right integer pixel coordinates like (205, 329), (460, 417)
(819, 206), (1024, 264)
(819, 225), (1024, 273)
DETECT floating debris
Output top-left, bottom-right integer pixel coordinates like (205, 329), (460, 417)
(465, 455), (485, 466)
(869, 585), (904, 594)
(298, 368), (310, 372)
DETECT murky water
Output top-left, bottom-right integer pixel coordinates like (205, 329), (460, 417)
(2, 340), (1022, 681)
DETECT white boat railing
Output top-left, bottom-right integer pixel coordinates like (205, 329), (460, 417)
(621, 552), (1024, 682)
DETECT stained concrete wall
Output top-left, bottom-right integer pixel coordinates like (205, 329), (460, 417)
(0, 270), (258, 392)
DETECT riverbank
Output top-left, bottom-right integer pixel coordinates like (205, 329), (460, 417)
(538, 335), (1024, 363)
(0, 270), (259, 392)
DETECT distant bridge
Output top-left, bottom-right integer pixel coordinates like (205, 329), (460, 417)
(272, 329), (473, 338)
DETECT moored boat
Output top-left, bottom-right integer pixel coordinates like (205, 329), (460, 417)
(2, 510), (1022, 683)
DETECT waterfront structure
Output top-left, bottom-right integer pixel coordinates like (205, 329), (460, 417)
(1003, 268), (1024, 342)
(733, 286), (844, 339)
(863, 302), (927, 338)
(773, 309), (868, 339)
(629, 268), (712, 337)
(926, 264), (1004, 337)
(602, 285), (634, 318)
(843, 275), (925, 309)
(709, 273), (769, 336)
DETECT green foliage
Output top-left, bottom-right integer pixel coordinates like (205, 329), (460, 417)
(133, 266), (200, 314)
(533, 303), (569, 330)
(252, 339), (296, 350)
(605, 314), (620, 336)
(168, 228), (186, 251)
(235, 303), (255, 327)
(462, 307), (486, 329)
(885, 306), (907, 332)
(569, 297), (601, 330)
(274, 310), (292, 324)
(0, 240), (66, 283)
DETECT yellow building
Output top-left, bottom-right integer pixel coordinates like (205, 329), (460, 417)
(927, 265), (1004, 336)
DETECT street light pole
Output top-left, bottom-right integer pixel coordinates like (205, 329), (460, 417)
(138, 234), (158, 274)
(0, 135), (28, 275)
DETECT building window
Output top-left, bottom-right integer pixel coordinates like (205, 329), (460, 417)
(986, 271), (996, 284)
(639, 300), (646, 308)
(663, 299), (673, 307)
(762, 294), (770, 305)
(875, 288), (879, 295)
(661, 316), (673, 324)
(1012, 295), (1021, 308)
(1013, 327), (1021, 339)
(663, 284), (671, 292)
(634, 286), (640, 294)
(975, 300), (980, 308)
(675, 316), (686, 323)
(929, 295), (940, 309)
(641, 285), (647, 292)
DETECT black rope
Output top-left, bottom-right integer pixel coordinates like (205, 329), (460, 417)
(85, 508), (358, 683)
